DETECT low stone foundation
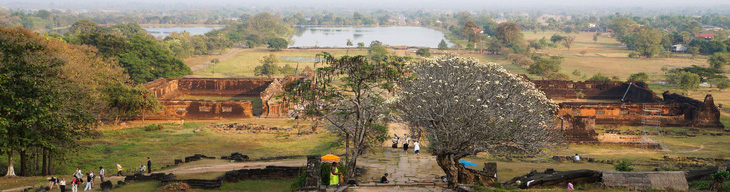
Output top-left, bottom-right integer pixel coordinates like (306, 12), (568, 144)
(161, 179), (223, 189)
(602, 171), (688, 191)
(222, 166), (303, 182)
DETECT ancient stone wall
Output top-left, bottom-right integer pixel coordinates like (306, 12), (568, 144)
(557, 102), (691, 127)
(532, 80), (660, 102)
(601, 171), (688, 191)
(143, 77), (295, 120)
(260, 78), (290, 118)
(144, 99), (254, 120)
(145, 78), (181, 99)
(176, 78), (274, 97)
(664, 92), (724, 128)
(222, 166), (303, 182)
(556, 115), (598, 142)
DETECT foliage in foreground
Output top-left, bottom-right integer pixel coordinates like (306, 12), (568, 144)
(395, 55), (561, 188)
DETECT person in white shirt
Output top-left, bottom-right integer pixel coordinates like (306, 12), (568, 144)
(413, 141), (421, 155)
(99, 166), (105, 182)
(573, 154), (580, 162)
(59, 179), (66, 192)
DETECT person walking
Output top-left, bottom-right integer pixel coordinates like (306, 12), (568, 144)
(413, 140), (420, 155)
(391, 134), (399, 152)
(99, 166), (105, 182)
(147, 157), (152, 174)
(89, 171), (95, 188)
(402, 134), (409, 153)
(71, 176), (80, 192)
(115, 163), (124, 176)
(59, 178), (66, 192)
(83, 172), (92, 191)
(380, 173), (389, 183)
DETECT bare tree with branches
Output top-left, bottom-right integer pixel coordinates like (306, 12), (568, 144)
(394, 55), (562, 188)
(562, 36), (576, 50)
(282, 52), (408, 178)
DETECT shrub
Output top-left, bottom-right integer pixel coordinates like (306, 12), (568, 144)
(144, 124), (164, 131)
(628, 52), (639, 58)
(290, 166), (307, 191)
(713, 171), (730, 180)
(614, 160), (634, 172)
(162, 182), (190, 191)
(416, 48), (431, 57)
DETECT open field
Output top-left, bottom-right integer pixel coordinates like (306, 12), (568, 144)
(192, 48), (369, 78)
(0, 119), (337, 190)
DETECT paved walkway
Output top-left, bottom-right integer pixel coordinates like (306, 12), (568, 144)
(358, 147), (443, 184)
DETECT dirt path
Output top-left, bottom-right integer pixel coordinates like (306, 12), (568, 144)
(190, 48), (241, 71)
(158, 159), (306, 175)
(678, 144), (705, 153)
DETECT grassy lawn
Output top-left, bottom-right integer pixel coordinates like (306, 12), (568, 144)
(0, 119), (338, 183)
(194, 48), (368, 78)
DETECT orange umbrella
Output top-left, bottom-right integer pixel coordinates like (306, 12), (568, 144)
(321, 154), (340, 163)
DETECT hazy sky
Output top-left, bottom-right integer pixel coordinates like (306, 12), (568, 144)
(3, 0), (730, 10)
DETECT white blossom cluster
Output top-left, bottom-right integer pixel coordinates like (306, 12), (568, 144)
(394, 54), (561, 158)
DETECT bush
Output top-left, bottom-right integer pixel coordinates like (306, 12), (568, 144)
(588, 73), (612, 82)
(713, 171), (730, 180)
(162, 182), (190, 191)
(613, 160), (634, 172)
(628, 52), (640, 58)
(144, 124), (164, 131)
(290, 166), (307, 191)
(416, 48), (431, 57)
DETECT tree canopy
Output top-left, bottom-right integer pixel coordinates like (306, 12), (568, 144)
(267, 37), (288, 51)
(254, 54), (280, 77)
(67, 20), (192, 83)
(282, 52), (409, 179)
(627, 72), (650, 82)
(438, 39), (449, 50)
(395, 55), (560, 188)
(1, 26), (146, 176)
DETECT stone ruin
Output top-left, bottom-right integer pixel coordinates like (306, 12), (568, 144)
(142, 67), (315, 120)
(531, 80), (725, 144)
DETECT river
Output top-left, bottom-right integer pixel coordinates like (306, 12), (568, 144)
(143, 26), (223, 38)
(290, 26), (450, 48)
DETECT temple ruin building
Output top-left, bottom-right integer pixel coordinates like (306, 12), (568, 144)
(142, 67), (314, 120)
(532, 80), (725, 143)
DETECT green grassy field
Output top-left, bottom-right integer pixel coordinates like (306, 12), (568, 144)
(193, 48), (368, 78)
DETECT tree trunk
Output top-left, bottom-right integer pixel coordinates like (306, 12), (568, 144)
(436, 154), (459, 188)
(19, 150), (27, 176)
(347, 147), (359, 179)
(345, 133), (350, 169)
(48, 155), (53, 175)
(35, 148), (40, 175)
(6, 150), (16, 177)
(436, 154), (495, 188)
(42, 149), (48, 175)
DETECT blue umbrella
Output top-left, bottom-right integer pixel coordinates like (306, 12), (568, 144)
(459, 160), (479, 167)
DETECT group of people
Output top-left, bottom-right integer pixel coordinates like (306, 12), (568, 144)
(391, 134), (420, 155)
(46, 158), (152, 192)
(47, 167), (103, 192)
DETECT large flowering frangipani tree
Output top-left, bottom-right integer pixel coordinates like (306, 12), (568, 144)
(395, 55), (562, 188)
